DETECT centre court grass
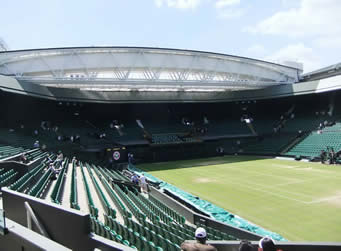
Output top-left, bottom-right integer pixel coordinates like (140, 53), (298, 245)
(138, 155), (341, 242)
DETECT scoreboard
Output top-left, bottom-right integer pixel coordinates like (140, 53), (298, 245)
(106, 146), (127, 163)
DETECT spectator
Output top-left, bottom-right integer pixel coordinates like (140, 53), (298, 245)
(203, 116), (209, 125)
(56, 151), (63, 168)
(239, 240), (253, 251)
(139, 173), (148, 193)
(41, 121), (47, 130)
(131, 173), (139, 186)
(72, 156), (78, 166)
(181, 227), (217, 251)
(20, 153), (28, 164)
(49, 163), (59, 180)
(75, 134), (80, 143)
(258, 237), (281, 251)
(33, 140), (40, 148)
(46, 155), (53, 165)
(128, 153), (135, 164)
(41, 144), (47, 151)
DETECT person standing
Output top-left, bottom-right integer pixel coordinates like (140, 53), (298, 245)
(139, 174), (148, 193)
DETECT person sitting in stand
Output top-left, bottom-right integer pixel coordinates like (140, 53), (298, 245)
(75, 134), (81, 143)
(41, 144), (47, 151)
(131, 173), (139, 186)
(33, 140), (40, 148)
(239, 240), (253, 251)
(20, 153), (28, 164)
(48, 163), (60, 180)
(181, 227), (217, 251)
(258, 237), (283, 251)
(56, 151), (64, 168)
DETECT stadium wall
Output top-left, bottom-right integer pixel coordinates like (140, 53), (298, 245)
(0, 218), (71, 251)
(1, 188), (131, 251)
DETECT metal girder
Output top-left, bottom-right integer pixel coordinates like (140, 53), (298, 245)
(0, 47), (302, 91)
(39, 54), (59, 77)
(72, 50), (90, 78)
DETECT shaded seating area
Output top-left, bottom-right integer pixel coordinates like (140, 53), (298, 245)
(286, 123), (341, 158)
(151, 133), (201, 145)
(0, 144), (29, 160)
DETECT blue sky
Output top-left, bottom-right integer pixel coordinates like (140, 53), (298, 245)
(1, 0), (340, 72)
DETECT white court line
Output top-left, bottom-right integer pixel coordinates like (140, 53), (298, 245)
(215, 177), (312, 204)
(211, 166), (315, 200)
(307, 195), (341, 204)
(198, 161), (341, 205)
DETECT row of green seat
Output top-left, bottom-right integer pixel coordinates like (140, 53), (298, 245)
(128, 190), (173, 225)
(29, 150), (48, 162)
(0, 169), (16, 180)
(286, 129), (341, 157)
(70, 162), (80, 210)
(153, 219), (196, 242)
(113, 183), (146, 222)
(50, 158), (69, 204)
(90, 216), (135, 249)
(28, 168), (53, 198)
(196, 222), (237, 240)
(243, 134), (295, 155)
(79, 162), (97, 215)
(126, 216), (188, 247)
(95, 166), (130, 218)
(9, 160), (48, 193)
(108, 168), (130, 182)
(106, 215), (169, 250)
(148, 194), (186, 225)
(0, 145), (27, 159)
(0, 169), (18, 187)
(85, 163), (116, 218)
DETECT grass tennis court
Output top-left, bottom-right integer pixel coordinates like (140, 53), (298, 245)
(138, 155), (341, 242)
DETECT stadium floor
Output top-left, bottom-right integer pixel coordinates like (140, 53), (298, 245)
(138, 155), (341, 242)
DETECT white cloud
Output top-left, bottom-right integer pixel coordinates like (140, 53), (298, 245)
(153, 0), (244, 18)
(264, 43), (321, 73)
(154, 0), (202, 9)
(215, 0), (240, 9)
(214, 0), (244, 19)
(154, 0), (163, 7)
(246, 0), (341, 37)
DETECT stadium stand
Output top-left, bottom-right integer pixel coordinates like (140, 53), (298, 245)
(1, 54), (341, 250)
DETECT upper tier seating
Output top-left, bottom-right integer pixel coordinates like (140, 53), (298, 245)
(286, 122), (341, 157)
